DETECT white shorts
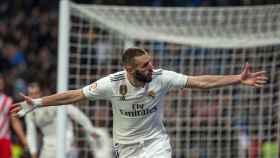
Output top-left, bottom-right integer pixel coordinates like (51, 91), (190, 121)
(39, 145), (78, 158)
(114, 135), (172, 158)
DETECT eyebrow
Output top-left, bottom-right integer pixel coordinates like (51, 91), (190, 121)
(141, 58), (152, 68)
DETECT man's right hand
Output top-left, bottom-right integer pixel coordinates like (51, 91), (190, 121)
(10, 93), (40, 117)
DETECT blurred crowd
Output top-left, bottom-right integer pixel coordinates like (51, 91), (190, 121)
(0, 0), (58, 101)
(0, 0), (278, 109)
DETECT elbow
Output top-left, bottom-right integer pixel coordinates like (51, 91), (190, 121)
(198, 82), (211, 89)
(187, 77), (214, 89)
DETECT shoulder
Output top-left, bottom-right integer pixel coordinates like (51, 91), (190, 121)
(155, 69), (182, 77)
(2, 94), (12, 101)
(152, 69), (163, 76)
(1, 94), (13, 106)
(109, 71), (125, 82)
(0, 95), (13, 113)
(152, 69), (171, 80)
(153, 69), (186, 84)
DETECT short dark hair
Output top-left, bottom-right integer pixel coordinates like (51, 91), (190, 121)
(122, 48), (149, 66)
(28, 82), (41, 89)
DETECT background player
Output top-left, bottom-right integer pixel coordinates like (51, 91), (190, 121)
(24, 82), (112, 158)
(0, 73), (27, 158)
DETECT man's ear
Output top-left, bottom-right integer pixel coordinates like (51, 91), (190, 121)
(125, 65), (133, 73)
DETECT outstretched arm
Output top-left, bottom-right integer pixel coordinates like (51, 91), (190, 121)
(38, 89), (86, 106)
(10, 89), (86, 117)
(186, 63), (268, 89)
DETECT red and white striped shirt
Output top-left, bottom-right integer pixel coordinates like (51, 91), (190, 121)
(0, 94), (13, 139)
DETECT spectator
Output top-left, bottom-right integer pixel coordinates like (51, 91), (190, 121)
(249, 134), (261, 158)
(0, 73), (27, 158)
(261, 138), (278, 158)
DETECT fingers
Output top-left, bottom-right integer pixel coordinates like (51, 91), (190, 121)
(244, 62), (251, 72)
(240, 63), (251, 80)
(255, 80), (267, 85)
(9, 93), (35, 117)
(257, 76), (268, 80)
(253, 71), (266, 77)
(241, 64), (268, 88)
(10, 103), (20, 112)
(245, 62), (250, 68)
(253, 83), (264, 88)
(252, 75), (268, 87)
(10, 93), (39, 117)
(252, 76), (268, 88)
(19, 93), (33, 104)
(9, 103), (22, 117)
(256, 76), (268, 86)
(19, 92), (28, 98)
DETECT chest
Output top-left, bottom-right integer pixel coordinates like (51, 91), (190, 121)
(111, 85), (163, 111)
(33, 109), (57, 127)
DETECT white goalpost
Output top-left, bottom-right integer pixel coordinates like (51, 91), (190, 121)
(58, 1), (280, 158)
(57, 0), (70, 158)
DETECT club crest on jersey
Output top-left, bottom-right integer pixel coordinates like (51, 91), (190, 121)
(90, 83), (97, 92)
(119, 84), (127, 100)
(148, 90), (155, 98)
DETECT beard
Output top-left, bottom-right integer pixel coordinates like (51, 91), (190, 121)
(134, 70), (153, 83)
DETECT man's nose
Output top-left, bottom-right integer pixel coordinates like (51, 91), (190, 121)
(148, 62), (154, 69)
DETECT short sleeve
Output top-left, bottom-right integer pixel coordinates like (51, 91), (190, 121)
(82, 76), (113, 100)
(161, 70), (188, 89)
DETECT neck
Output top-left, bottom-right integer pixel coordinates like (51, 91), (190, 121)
(126, 72), (145, 88)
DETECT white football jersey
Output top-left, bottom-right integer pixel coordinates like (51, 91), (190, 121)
(25, 106), (75, 155)
(83, 69), (187, 144)
(25, 105), (102, 157)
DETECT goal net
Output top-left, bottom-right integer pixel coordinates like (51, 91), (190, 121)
(61, 1), (280, 158)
